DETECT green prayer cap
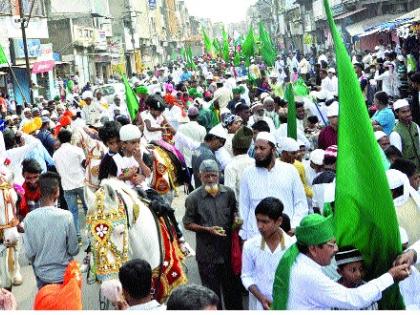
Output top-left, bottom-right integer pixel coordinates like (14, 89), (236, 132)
(272, 214), (335, 310)
(135, 85), (148, 95)
(232, 126), (253, 150)
(188, 88), (198, 98)
(295, 214), (335, 246)
(232, 87), (242, 95)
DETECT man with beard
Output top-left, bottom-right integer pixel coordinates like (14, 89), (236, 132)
(248, 101), (275, 132)
(20, 159), (42, 219)
(183, 159), (243, 310)
(239, 132), (308, 241)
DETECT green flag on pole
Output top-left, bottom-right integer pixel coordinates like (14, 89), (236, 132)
(222, 27), (230, 62)
(242, 26), (255, 59)
(122, 74), (139, 122)
(258, 22), (276, 67)
(202, 28), (213, 56)
(285, 83), (297, 140)
(0, 44), (8, 64)
(323, 0), (404, 310)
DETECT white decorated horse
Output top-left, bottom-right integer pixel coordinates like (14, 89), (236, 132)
(84, 178), (187, 306)
(0, 169), (22, 289)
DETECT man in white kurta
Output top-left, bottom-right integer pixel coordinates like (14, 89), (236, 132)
(239, 132), (308, 241)
(224, 126), (254, 199)
(272, 214), (411, 310)
(241, 197), (295, 310)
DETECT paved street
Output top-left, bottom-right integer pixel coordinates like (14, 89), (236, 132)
(13, 189), (201, 310)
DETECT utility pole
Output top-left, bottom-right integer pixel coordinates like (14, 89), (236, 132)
(18, 0), (34, 104)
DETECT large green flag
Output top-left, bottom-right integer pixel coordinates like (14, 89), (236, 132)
(222, 27), (230, 62)
(285, 83), (297, 140)
(122, 74), (139, 122)
(258, 22), (276, 67)
(323, 0), (404, 309)
(0, 44), (8, 64)
(242, 26), (255, 59)
(186, 45), (197, 70)
(202, 28), (213, 56)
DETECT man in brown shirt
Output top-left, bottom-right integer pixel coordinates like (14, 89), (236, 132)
(183, 159), (243, 310)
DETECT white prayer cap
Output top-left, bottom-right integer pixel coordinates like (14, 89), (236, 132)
(41, 110), (50, 116)
(374, 131), (387, 141)
(120, 124), (141, 141)
(278, 137), (300, 153)
(327, 68), (336, 74)
(393, 99), (410, 111)
(209, 124), (228, 140)
(310, 149), (325, 166)
(326, 101), (339, 117)
(297, 140), (306, 148)
(386, 169), (406, 189)
(399, 226), (409, 244)
(397, 55), (405, 62)
(260, 92), (269, 101)
(82, 90), (93, 100)
(256, 131), (276, 145)
(375, 46), (380, 51)
(220, 107), (230, 116)
(324, 181), (336, 203)
(206, 73), (214, 80)
(251, 101), (264, 112)
(263, 96), (274, 105)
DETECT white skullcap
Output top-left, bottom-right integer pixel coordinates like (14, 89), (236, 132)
(41, 110), (50, 116)
(256, 131), (276, 145)
(209, 124), (228, 140)
(220, 107), (230, 115)
(279, 137), (300, 152)
(263, 97), (274, 105)
(393, 99), (410, 111)
(399, 226), (409, 244)
(260, 92), (269, 101)
(386, 169), (406, 190)
(328, 68), (336, 73)
(310, 149), (325, 166)
(327, 101), (339, 117)
(374, 131), (387, 141)
(251, 101), (264, 112)
(119, 124), (141, 141)
(82, 90), (93, 100)
(397, 55), (405, 62)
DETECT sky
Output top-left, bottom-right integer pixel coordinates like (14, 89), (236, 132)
(183, 0), (257, 23)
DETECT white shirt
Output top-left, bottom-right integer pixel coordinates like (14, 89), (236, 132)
(321, 76), (338, 96)
(176, 121), (206, 168)
(410, 240), (420, 265)
(143, 112), (164, 142)
(164, 105), (183, 131)
(81, 102), (103, 126)
(241, 232), (296, 310)
(374, 70), (396, 97)
(224, 154), (254, 199)
(399, 266), (420, 309)
(298, 58), (311, 74)
(213, 87), (232, 109)
(389, 124), (420, 153)
(128, 300), (166, 310)
(239, 161), (308, 240)
(287, 254), (394, 310)
(53, 143), (86, 190)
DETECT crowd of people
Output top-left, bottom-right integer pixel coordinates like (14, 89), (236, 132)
(0, 41), (419, 310)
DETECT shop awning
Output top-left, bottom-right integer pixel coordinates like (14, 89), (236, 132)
(335, 7), (366, 20)
(346, 14), (400, 37)
(396, 7), (420, 23)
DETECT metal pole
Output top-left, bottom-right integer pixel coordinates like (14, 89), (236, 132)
(18, 0), (34, 104)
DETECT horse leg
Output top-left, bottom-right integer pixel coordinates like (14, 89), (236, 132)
(10, 247), (22, 286)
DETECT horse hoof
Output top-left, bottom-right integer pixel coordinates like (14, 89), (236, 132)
(12, 274), (23, 286)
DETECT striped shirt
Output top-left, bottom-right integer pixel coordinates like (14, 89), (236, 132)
(239, 160), (308, 240)
(22, 206), (79, 284)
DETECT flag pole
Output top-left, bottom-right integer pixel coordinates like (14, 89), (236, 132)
(5, 61), (28, 104)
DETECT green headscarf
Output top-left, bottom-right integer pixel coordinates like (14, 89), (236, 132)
(272, 214), (334, 310)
